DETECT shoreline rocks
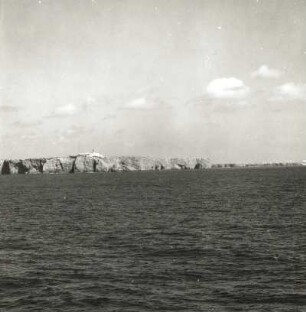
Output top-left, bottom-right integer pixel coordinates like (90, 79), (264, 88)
(0, 155), (210, 175)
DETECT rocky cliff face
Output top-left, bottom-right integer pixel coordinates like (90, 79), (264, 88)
(1, 159), (45, 174)
(43, 157), (75, 174)
(0, 155), (210, 175)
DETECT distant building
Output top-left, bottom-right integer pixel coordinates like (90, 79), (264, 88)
(70, 151), (105, 158)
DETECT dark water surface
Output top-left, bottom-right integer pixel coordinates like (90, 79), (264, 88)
(0, 168), (306, 311)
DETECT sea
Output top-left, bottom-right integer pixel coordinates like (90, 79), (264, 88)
(0, 168), (305, 312)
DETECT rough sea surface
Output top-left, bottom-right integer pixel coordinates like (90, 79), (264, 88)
(0, 168), (305, 312)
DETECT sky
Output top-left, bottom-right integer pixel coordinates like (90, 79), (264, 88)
(0, 0), (305, 163)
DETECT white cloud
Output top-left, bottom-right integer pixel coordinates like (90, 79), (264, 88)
(85, 96), (96, 106)
(251, 65), (281, 79)
(125, 97), (157, 110)
(206, 77), (250, 99)
(46, 104), (77, 118)
(54, 104), (77, 116)
(272, 83), (306, 101)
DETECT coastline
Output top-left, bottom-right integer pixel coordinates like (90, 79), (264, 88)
(0, 155), (210, 175)
(0, 155), (304, 175)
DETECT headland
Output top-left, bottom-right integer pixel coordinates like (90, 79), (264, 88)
(0, 152), (305, 175)
(0, 153), (210, 175)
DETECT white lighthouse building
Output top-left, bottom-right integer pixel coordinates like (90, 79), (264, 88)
(72, 150), (105, 158)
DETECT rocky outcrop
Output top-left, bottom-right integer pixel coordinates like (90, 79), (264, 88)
(1, 160), (20, 174)
(43, 157), (75, 174)
(0, 160), (4, 174)
(0, 159), (45, 174)
(60, 157), (76, 173)
(73, 155), (96, 173)
(21, 159), (45, 174)
(0, 155), (210, 174)
(95, 157), (114, 172)
(43, 158), (62, 174)
(112, 157), (209, 171)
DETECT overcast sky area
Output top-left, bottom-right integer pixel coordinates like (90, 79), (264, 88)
(0, 0), (305, 163)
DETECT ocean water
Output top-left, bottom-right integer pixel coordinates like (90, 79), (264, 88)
(0, 168), (305, 312)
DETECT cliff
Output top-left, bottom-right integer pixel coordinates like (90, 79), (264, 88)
(0, 155), (210, 175)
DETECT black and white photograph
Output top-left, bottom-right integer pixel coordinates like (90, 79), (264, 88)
(0, 0), (305, 311)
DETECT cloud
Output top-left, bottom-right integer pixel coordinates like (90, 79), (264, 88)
(54, 104), (77, 115)
(12, 120), (42, 128)
(46, 104), (77, 118)
(251, 65), (281, 79)
(20, 133), (40, 140)
(206, 77), (250, 99)
(125, 97), (164, 110)
(272, 83), (306, 101)
(126, 97), (147, 109)
(102, 113), (116, 120)
(0, 105), (19, 113)
(63, 125), (87, 136)
(49, 125), (89, 144)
